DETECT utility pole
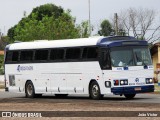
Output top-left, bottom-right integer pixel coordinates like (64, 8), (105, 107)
(88, 0), (91, 36)
(114, 13), (118, 35)
(3, 26), (5, 36)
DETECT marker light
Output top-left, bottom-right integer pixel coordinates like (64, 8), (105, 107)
(105, 81), (111, 88)
(114, 80), (119, 86)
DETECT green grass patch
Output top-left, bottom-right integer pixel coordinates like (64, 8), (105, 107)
(0, 55), (4, 75)
(154, 83), (160, 93)
(0, 84), (4, 89)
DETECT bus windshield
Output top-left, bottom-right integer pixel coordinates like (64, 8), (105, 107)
(110, 46), (152, 67)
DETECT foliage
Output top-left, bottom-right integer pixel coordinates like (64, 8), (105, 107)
(7, 26), (16, 41)
(0, 55), (4, 75)
(77, 20), (90, 38)
(7, 4), (80, 42)
(98, 20), (113, 36)
(29, 4), (64, 21)
(118, 29), (126, 36)
(0, 36), (9, 50)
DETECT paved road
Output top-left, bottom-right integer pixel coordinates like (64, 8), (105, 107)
(0, 91), (160, 103)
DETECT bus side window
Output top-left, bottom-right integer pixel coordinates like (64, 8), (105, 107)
(82, 47), (98, 59)
(5, 52), (13, 62)
(100, 49), (111, 70)
(50, 49), (64, 60)
(12, 51), (19, 62)
(66, 48), (81, 59)
(20, 51), (33, 61)
(35, 50), (48, 61)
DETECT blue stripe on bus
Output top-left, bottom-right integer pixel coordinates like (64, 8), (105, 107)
(97, 38), (148, 47)
(111, 85), (154, 95)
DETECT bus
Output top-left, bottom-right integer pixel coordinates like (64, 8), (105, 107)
(4, 36), (154, 99)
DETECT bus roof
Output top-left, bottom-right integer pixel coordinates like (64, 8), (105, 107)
(6, 36), (148, 50)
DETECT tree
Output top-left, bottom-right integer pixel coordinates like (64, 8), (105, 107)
(7, 26), (16, 41)
(0, 55), (4, 75)
(7, 4), (80, 42)
(77, 20), (90, 38)
(114, 8), (158, 41)
(0, 36), (9, 50)
(29, 4), (64, 21)
(98, 19), (113, 36)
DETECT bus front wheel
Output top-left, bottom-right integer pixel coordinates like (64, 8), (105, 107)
(124, 94), (136, 99)
(89, 81), (103, 100)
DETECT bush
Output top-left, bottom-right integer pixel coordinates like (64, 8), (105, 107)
(0, 55), (4, 75)
(0, 68), (4, 75)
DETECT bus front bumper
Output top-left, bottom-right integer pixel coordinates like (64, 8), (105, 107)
(111, 85), (154, 95)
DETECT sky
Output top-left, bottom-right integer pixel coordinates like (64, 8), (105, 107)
(0, 0), (160, 35)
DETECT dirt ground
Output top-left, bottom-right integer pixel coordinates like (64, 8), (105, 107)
(0, 96), (160, 120)
(0, 82), (159, 119)
(0, 97), (160, 111)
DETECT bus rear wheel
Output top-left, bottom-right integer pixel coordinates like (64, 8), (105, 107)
(89, 81), (103, 100)
(124, 94), (136, 99)
(25, 81), (42, 98)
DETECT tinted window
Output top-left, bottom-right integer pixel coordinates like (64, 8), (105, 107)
(50, 49), (64, 60)
(66, 48), (81, 59)
(82, 47), (98, 59)
(5, 52), (12, 62)
(35, 50), (48, 60)
(12, 51), (19, 61)
(100, 49), (111, 69)
(20, 51), (33, 61)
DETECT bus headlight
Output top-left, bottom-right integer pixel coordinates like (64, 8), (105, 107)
(114, 79), (128, 86)
(146, 78), (153, 84)
(120, 79), (128, 85)
(120, 81), (124, 85)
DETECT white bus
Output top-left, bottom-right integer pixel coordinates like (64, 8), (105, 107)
(4, 36), (154, 99)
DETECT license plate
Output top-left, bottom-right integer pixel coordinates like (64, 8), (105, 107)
(135, 87), (141, 91)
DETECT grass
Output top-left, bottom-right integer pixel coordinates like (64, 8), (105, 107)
(0, 82), (4, 89)
(0, 84), (4, 89)
(154, 83), (160, 94)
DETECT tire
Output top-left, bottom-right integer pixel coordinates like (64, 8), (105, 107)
(124, 94), (136, 99)
(55, 94), (68, 98)
(89, 81), (103, 100)
(25, 81), (36, 98)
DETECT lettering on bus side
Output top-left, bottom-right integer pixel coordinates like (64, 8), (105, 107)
(17, 65), (33, 72)
(117, 68), (123, 70)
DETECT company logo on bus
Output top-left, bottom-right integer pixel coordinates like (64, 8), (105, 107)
(135, 78), (139, 83)
(17, 65), (33, 72)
